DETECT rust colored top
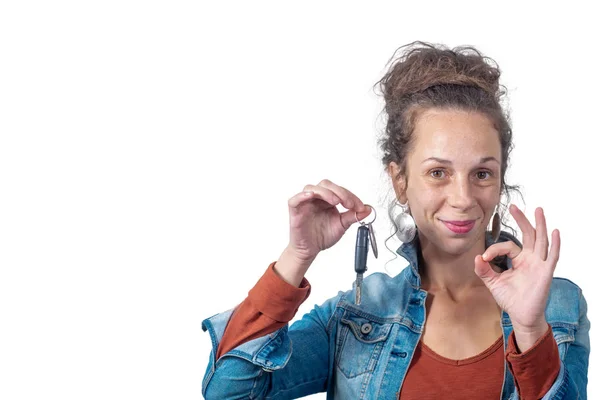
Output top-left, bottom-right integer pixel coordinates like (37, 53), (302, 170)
(216, 262), (560, 399)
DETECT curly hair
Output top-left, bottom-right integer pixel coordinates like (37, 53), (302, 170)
(374, 40), (522, 236)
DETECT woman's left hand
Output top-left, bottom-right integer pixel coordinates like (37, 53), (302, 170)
(474, 204), (560, 342)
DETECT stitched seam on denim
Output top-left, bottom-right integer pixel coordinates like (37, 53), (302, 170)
(550, 321), (577, 330)
(335, 324), (349, 372)
(403, 266), (420, 289)
(254, 328), (292, 368)
(326, 294), (344, 334)
(556, 364), (570, 399)
(216, 351), (257, 366)
(402, 287), (426, 333)
(555, 335), (575, 346)
(337, 302), (398, 324)
(249, 368), (262, 399)
(265, 376), (328, 399)
(201, 319), (219, 360)
(358, 367), (374, 399)
(541, 360), (567, 399)
(201, 362), (215, 396)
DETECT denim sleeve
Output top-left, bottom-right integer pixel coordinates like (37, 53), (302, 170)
(539, 289), (591, 399)
(201, 291), (344, 399)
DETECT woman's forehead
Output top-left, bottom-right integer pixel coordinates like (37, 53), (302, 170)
(411, 110), (501, 160)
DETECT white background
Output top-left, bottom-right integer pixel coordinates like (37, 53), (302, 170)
(1, 1), (597, 399)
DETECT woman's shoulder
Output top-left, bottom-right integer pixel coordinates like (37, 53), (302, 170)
(550, 276), (583, 298)
(546, 276), (585, 325)
(551, 276), (582, 291)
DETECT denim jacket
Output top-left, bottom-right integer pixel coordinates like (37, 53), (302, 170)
(202, 231), (590, 399)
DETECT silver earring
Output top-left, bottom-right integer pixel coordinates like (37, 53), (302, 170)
(392, 200), (417, 243)
(490, 205), (501, 242)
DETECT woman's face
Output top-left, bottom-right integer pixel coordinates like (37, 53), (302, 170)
(392, 108), (502, 255)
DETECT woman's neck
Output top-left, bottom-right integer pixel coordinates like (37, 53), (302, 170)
(418, 236), (491, 298)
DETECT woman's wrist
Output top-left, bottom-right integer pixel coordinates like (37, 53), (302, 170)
(511, 321), (550, 353)
(273, 246), (316, 287)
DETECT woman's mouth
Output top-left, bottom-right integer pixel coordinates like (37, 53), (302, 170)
(441, 219), (476, 234)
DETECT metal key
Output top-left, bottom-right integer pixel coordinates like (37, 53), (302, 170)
(367, 222), (378, 259)
(354, 224), (369, 305)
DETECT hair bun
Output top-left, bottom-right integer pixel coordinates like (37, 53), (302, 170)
(377, 41), (504, 104)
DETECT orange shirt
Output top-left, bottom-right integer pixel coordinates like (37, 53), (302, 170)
(216, 262), (560, 399)
(399, 334), (505, 399)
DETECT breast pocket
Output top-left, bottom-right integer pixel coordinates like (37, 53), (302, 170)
(335, 311), (393, 379)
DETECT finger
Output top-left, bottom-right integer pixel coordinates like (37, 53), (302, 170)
(339, 208), (372, 230)
(288, 190), (322, 209)
(300, 184), (342, 207)
(481, 241), (522, 262)
(547, 229), (561, 269)
(534, 207), (549, 260)
(474, 255), (501, 287)
(318, 179), (367, 211)
(509, 204), (536, 251)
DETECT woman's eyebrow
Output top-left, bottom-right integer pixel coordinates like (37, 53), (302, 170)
(479, 156), (500, 164)
(421, 156), (500, 164)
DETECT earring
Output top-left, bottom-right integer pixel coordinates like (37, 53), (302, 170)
(391, 200), (417, 243)
(490, 205), (501, 242)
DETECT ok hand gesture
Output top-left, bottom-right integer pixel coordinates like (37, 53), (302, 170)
(474, 204), (560, 351)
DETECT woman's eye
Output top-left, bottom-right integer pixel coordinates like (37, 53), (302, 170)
(476, 171), (491, 179)
(430, 170), (445, 178)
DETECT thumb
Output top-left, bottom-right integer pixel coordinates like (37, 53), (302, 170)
(339, 208), (372, 231)
(474, 255), (500, 286)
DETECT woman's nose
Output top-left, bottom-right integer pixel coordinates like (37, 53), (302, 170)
(448, 177), (477, 210)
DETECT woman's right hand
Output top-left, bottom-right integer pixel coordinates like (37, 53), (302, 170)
(286, 179), (372, 263)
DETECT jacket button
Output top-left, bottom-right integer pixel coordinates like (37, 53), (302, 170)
(360, 323), (373, 334)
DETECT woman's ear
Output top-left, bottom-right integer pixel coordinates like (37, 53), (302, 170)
(388, 161), (407, 203)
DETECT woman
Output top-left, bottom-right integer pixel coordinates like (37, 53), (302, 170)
(201, 41), (590, 399)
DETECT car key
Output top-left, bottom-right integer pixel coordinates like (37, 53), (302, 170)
(355, 224), (369, 305)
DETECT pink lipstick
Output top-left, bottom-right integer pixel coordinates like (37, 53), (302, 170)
(442, 220), (476, 234)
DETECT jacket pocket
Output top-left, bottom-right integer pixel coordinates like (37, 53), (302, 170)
(335, 310), (393, 378)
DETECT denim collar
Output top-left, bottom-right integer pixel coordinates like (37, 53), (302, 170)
(397, 230), (522, 289)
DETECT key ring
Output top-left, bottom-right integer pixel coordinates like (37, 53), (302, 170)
(354, 204), (376, 225)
